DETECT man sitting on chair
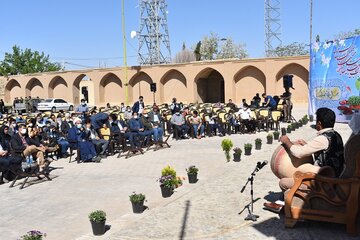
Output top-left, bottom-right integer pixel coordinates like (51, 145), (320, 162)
(262, 93), (277, 111)
(264, 107), (344, 212)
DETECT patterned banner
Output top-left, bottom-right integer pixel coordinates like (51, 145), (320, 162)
(309, 35), (360, 122)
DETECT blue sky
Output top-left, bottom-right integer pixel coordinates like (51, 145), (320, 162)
(0, 0), (359, 70)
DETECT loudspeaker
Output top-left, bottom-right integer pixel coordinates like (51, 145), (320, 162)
(150, 83), (157, 92)
(81, 86), (87, 94)
(283, 75), (293, 89)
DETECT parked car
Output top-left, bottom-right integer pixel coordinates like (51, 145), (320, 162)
(37, 98), (74, 112)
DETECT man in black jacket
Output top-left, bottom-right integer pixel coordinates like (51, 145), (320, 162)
(11, 124), (47, 171)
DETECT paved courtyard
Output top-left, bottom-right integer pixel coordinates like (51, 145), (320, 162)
(0, 104), (357, 240)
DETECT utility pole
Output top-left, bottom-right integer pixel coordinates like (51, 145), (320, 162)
(122, 0), (129, 105)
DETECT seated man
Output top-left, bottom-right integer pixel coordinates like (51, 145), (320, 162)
(262, 93), (277, 111)
(237, 106), (256, 133)
(11, 124), (48, 172)
(226, 99), (237, 110)
(264, 107), (344, 212)
(85, 119), (109, 157)
(207, 113), (223, 136)
(189, 110), (205, 139)
(67, 118), (101, 163)
(0, 143), (22, 183)
(252, 93), (261, 109)
(47, 125), (69, 158)
(129, 112), (150, 148)
(241, 98), (250, 109)
(148, 106), (164, 142)
(170, 111), (190, 140)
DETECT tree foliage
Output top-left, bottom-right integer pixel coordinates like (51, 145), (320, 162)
(174, 42), (196, 63)
(272, 42), (309, 57)
(334, 29), (360, 40)
(0, 45), (62, 76)
(193, 32), (248, 61)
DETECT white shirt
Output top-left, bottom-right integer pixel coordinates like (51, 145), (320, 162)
(153, 114), (159, 122)
(138, 103), (144, 114)
(238, 108), (251, 120)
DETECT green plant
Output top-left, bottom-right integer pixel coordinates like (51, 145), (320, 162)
(287, 125), (292, 130)
(158, 175), (175, 188)
(244, 143), (252, 150)
(255, 138), (262, 144)
(302, 115), (309, 121)
(233, 147), (242, 155)
(20, 231), (46, 240)
(221, 139), (233, 162)
(129, 192), (146, 203)
(348, 96), (360, 106)
(161, 165), (177, 178)
(88, 210), (106, 223)
(267, 134), (273, 140)
(273, 131), (280, 137)
(186, 165), (199, 175)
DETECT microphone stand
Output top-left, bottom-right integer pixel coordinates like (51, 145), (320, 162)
(240, 164), (261, 221)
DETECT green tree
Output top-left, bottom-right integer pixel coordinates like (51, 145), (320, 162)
(200, 32), (219, 60)
(272, 42), (309, 57)
(0, 45), (62, 76)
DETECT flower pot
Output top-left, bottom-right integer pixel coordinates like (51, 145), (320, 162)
(281, 128), (287, 136)
(90, 221), (106, 236)
(295, 123), (299, 129)
(255, 143), (262, 150)
(188, 173), (197, 183)
(160, 185), (173, 198)
(287, 128), (291, 133)
(267, 138), (273, 144)
(233, 153), (241, 162)
(244, 148), (252, 155)
(273, 134), (280, 140)
(309, 115), (314, 122)
(131, 201), (144, 214)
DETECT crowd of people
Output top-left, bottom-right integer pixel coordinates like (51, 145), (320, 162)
(0, 90), (291, 183)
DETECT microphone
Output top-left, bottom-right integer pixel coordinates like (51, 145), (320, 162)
(256, 160), (268, 170)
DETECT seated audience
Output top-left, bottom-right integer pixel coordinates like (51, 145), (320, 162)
(189, 110), (204, 139)
(208, 113), (223, 136)
(85, 119), (109, 157)
(148, 106), (164, 142)
(170, 111), (190, 140)
(237, 106), (256, 133)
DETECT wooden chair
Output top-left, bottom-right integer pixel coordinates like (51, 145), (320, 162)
(256, 108), (270, 132)
(284, 134), (360, 235)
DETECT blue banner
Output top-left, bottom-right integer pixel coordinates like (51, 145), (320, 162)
(309, 35), (360, 122)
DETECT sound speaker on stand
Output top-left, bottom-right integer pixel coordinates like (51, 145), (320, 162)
(150, 83), (157, 92)
(283, 75), (294, 89)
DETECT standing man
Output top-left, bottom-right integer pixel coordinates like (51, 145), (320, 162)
(132, 96), (145, 115)
(281, 87), (292, 122)
(76, 99), (89, 115)
(170, 98), (181, 114)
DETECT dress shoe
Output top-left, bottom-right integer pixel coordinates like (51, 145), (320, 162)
(263, 202), (283, 213)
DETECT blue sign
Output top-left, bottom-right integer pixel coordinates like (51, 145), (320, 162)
(309, 35), (360, 122)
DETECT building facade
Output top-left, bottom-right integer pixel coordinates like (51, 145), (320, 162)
(0, 56), (310, 106)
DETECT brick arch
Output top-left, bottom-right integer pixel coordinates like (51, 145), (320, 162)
(233, 66), (266, 103)
(128, 71), (153, 103)
(195, 67), (224, 103)
(25, 78), (44, 98)
(73, 74), (92, 104)
(49, 76), (69, 100)
(275, 63), (309, 102)
(5, 79), (22, 103)
(99, 73), (123, 105)
(160, 69), (187, 103)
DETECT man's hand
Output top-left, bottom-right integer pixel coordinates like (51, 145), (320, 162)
(0, 151), (7, 156)
(295, 139), (307, 146)
(96, 137), (100, 140)
(139, 128), (144, 132)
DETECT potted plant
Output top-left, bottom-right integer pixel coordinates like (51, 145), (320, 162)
(89, 210), (107, 236)
(186, 165), (199, 183)
(348, 96), (360, 109)
(255, 138), (262, 150)
(298, 119), (303, 127)
(129, 192), (146, 214)
(233, 147), (242, 162)
(267, 134), (273, 144)
(244, 143), (252, 155)
(294, 122), (300, 129)
(281, 127), (287, 136)
(221, 138), (233, 162)
(273, 131), (280, 140)
(287, 125), (292, 133)
(20, 231), (46, 240)
(158, 175), (175, 198)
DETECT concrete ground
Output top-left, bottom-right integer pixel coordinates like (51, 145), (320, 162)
(0, 104), (357, 240)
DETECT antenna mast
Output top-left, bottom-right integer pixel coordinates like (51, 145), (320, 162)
(138, 0), (171, 65)
(265, 0), (282, 57)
